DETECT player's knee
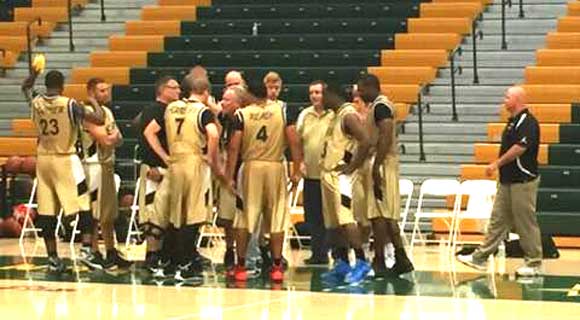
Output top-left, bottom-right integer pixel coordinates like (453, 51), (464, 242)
(77, 210), (94, 234)
(36, 215), (57, 239)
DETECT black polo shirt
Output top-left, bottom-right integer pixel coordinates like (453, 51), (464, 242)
(140, 101), (168, 168)
(499, 109), (540, 184)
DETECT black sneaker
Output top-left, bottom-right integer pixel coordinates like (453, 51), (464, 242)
(175, 262), (203, 282)
(146, 256), (170, 278)
(387, 249), (414, 277)
(48, 256), (67, 273)
(79, 247), (104, 270)
(260, 246), (272, 267)
(372, 257), (389, 278)
(194, 253), (212, 268)
(103, 249), (133, 270)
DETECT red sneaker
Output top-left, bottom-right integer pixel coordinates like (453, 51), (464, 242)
(234, 265), (247, 282)
(270, 264), (284, 282)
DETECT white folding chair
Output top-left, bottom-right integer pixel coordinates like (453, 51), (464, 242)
(399, 178), (414, 239)
(19, 178), (40, 245)
(125, 177), (143, 249)
(283, 179), (308, 253)
(451, 179), (497, 252)
(410, 179), (461, 251)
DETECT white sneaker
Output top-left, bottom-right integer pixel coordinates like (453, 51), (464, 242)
(457, 254), (487, 271)
(515, 265), (542, 277)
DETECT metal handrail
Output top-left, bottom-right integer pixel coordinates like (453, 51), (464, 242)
(100, 0), (107, 22)
(26, 18), (42, 76)
(471, 16), (484, 84)
(416, 85), (429, 161)
(67, 0), (75, 51)
(0, 48), (6, 77)
(518, 0), (524, 18)
(449, 46), (463, 122)
(501, 0), (525, 50)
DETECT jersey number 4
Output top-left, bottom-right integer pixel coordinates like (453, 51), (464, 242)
(39, 119), (59, 135)
(256, 125), (268, 142)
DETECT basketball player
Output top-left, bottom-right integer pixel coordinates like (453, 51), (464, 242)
(216, 85), (248, 274)
(226, 81), (301, 282)
(139, 76), (181, 276)
(356, 74), (414, 277)
(82, 78), (132, 270)
(319, 84), (372, 284)
(21, 69), (105, 272)
(165, 76), (227, 281)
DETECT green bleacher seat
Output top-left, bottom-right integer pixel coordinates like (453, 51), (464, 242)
(548, 144), (580, 165)
(113, 84), (311, 102)
(538, 212), (580, 236)
(163, 34), (395, 51)
(196, 3), (420, 20)
(559, 124), (580, 143)
(539, 167), (580, 188)
(130, 66), (367, 85)
(147, 50), (381, 68)
(180, 18), (407, 36)
(537, 189), (580, 212)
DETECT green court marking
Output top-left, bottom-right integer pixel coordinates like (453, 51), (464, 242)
(0, 255), (579, 303)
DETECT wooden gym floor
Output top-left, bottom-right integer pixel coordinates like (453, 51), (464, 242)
(0, 239), (578, 319)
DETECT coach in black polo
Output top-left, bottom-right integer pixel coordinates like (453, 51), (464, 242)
(458, 86), (543, 277)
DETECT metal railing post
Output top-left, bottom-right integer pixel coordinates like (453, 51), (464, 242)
(417, 88), (426, 161)
(67, 0), (75, 51)
(501, 0), (508, 50)
(449, 47), (462, 122)
(0, 48), (6, 77)
(100, 0), (107, 22)
(519, 0), (524, 18)
(26, 18), (42, 76)
(472, 18), (483, 84)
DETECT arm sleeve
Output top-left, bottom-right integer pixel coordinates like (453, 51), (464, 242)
(198, 109), (215, 133)
(69, 99), (84, 125)
(232, 111), (244, 131)
(515, 118), (539, 148)
(374, 103), (393, 124)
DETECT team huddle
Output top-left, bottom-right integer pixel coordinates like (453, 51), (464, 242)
(22, 65), (414, 284)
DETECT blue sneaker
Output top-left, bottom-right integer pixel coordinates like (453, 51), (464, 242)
(344, 260), (371, 284)
(321, 260), (351, 282)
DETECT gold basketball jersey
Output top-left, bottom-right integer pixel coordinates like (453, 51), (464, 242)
(236, 101), (286, 162)
(320, 103), (358, 171)
(99, 106), (117, 164)
(367, 95), (398, 158)
(165, 99), (208, 157)
(32, 95), (78, 155)
(80, 104), (97, 161)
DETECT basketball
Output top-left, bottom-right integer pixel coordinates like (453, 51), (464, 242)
(20, 156), (37, 176)
(120, 194), (134, 208)
(0, 217), (22, 238)
(4, 156), (23, 174)
(32, 53), (46, 74)
(12, 203), (35, 226)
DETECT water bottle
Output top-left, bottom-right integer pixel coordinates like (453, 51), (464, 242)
(497, 242), (506, 275)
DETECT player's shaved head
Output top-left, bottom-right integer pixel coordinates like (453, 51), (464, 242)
(45, 70), (65, 91)
(189, 65), (208, 79)
(225, 70), (245, 88)
(357, 74), (381, 104)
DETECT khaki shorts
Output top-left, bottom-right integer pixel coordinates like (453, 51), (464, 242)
(320, 170), (356, 229)
(234, 161), (288, 234)
(168, 156), (212, 228)
(368, 156), (400, 220)
(217, 182), (239, 221)
(84, 162), (118, 224)
(352, 159), (371, 227)
(37, 154), (90, 216)
(138, 163), (170, 230)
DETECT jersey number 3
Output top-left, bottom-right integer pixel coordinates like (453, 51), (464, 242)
(40, 119), (59, 136)
(256, 125), (268, 142)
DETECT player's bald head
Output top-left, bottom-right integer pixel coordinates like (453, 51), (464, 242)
(225, 70), (245, 88)
(182, 74), (211, 97)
